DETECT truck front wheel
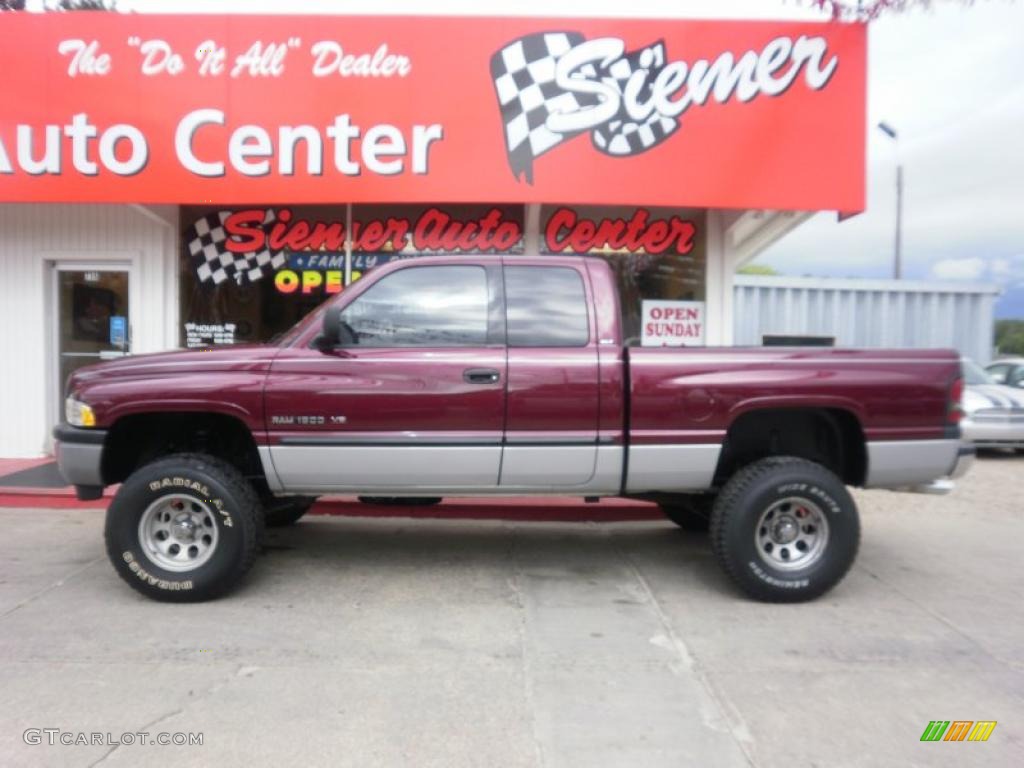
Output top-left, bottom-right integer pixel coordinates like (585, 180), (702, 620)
(710, 457), (860, 602)
(104, 453), (263, 602)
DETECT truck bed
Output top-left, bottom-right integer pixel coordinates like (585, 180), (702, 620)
(625, 346), (961, 492)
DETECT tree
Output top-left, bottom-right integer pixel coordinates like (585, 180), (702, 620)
(0, 0), (117, 9)
(808, 1), (983, 20)
(994, 320), (1024, 356)
(48, 0), (117, 8)
(737, 264), (781, 276)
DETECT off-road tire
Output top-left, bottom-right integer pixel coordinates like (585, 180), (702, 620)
(104, 453), (263, 602)
(710, 457), (860, 602)
(263, 496), (317, 527)
(659, 495), (714, 532)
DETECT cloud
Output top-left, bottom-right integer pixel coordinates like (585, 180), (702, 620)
(759, 2), (1024, 299)
(991, 258), (1013, 279)
(931, 257), (987, 281)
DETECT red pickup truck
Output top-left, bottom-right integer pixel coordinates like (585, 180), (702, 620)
(55, 255), (972, 603)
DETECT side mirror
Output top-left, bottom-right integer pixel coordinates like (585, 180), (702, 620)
(318, 307), (357, 350)
(322, 306), (341, 347)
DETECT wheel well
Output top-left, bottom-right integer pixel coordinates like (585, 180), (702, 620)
(713, 408), (867, 487)
(102, 412), (265, 488)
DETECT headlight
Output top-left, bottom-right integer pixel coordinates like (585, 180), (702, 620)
(65, 397), (96, 428)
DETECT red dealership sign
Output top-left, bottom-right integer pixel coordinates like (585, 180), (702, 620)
(545, 207), (696, 255)
(0, 14), (866, 210)
(218, 206), (523, 256)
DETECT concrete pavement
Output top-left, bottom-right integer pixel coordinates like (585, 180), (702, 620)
(1, 457), (1022, 767)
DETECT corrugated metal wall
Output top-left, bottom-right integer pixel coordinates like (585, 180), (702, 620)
(734, 275), (999, 363)
(0, 204), (174, 457)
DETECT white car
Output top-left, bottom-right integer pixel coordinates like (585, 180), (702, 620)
(986, 357), (1024, 389)
(961, 359), (1024, 450)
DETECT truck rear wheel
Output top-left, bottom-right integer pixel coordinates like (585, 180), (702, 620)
(659, 495), (714, 532)
(710, 457), (859, 602)
(104, 453), (263, 602)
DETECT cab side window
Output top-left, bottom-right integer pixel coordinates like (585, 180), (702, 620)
(340, 265), (489, 347)
(504, 266), (590, 347)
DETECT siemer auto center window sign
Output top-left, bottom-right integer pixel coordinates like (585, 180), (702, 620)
(178, 202), (706, 347)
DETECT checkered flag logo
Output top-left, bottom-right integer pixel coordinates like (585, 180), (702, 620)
(186, 209), (286, 286)
(491, 32), (681, 183)
(590, 41), (679, 158)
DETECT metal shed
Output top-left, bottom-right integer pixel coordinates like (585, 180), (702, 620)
(733, 275), (1001, 364)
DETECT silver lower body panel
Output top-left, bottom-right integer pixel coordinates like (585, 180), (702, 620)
(261, 444), (625, 496)
(865, 439), (963, 489)
(625, 444), (721, 493)
(265, 445), (502, 494)
(499, 446), (596, 487)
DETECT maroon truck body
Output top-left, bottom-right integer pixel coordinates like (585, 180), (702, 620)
(60, 255), (964, 495)
(53, 255), (973, 602)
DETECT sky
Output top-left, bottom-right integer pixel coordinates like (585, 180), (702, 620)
(754, 0), (1024, 320)
(30, 0), (1024, 316)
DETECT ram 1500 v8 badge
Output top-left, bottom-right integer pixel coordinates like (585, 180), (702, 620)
(54, 256), (973, 603)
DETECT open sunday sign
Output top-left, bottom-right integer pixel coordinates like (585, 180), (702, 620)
(642, 300), (705, 346)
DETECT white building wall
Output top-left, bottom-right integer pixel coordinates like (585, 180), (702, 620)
(733, 275), (1000, 363)
(0, 204), (176, 457)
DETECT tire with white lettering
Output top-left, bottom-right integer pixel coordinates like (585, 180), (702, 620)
(710, 457), (859, 602)
(104, 453), (263, 602)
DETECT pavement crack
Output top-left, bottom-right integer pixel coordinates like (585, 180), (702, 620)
(85, 663), (247, 767)
(1, 556), (104, 620)
(506, 526), (547, 768)
(611, 535), (760, 768)
(87, 707), (184, 767)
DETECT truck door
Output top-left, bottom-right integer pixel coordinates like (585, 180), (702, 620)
(265, 263), (507, 492)
(500, 263), (600, 487)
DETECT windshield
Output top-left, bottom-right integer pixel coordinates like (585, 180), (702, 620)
(962, 359), (995, 386)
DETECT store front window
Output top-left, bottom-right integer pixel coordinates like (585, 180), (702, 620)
(179, 203), (524, 346)
(539, 205), (706, 343)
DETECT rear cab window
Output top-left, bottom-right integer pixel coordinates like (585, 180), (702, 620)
(503, 265), (590, 347)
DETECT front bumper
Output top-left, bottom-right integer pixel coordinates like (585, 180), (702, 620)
(53, 424), (107, 499)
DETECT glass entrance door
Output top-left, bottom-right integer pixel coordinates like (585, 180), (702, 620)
(56, 267), (132, 400)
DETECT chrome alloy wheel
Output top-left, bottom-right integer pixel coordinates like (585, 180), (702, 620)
(754, 497), (830, 571)
(138, 494), (220, 572)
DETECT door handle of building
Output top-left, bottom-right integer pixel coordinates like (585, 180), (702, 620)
(463, 368), (501, 384)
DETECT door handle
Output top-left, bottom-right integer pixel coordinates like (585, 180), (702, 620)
(463, 368), (501, 384)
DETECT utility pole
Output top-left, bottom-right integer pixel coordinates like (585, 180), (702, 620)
(877, 121), (902, 279)
(894, 163), (903, 279)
